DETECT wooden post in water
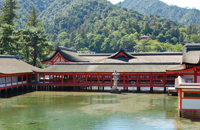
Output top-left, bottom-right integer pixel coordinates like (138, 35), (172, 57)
(137, 87), (140, 92)
(150, 87), (153, 93)
(164, 87), (166, 93)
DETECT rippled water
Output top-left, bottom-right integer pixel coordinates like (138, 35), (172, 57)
(0, 92), (199, 130)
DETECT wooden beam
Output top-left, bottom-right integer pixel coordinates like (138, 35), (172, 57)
(166, 67), (196, 74)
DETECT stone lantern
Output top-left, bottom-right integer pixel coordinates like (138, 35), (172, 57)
(110, 70), (121, 93)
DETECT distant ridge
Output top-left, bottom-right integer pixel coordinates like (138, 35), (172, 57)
(118, 0), (200, 25)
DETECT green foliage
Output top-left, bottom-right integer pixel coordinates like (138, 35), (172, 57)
(0, 23), (21, 54)
(0, 0), (199, 56)
(26, 4), (41, 27)
(21, 26), (50, 67)
(0, 0), (20, 25)
(38, 0), (187, 52)
(119, 0), (200, 25)
(171, 43), (184, 52)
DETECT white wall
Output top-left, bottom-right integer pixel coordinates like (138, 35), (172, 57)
(182, 99), (200, 109)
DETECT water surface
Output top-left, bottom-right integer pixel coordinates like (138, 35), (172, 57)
(0, 92), (199, 130)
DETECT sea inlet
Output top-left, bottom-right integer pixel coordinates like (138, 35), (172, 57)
(0, 92), (199, 130)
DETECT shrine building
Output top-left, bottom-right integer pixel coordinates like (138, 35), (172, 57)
(34, 46), (183, 92)
(0, 55), (40, 91)
(166, 44), (200, 118)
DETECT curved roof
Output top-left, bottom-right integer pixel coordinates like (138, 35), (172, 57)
(38, 62), (180, 73)
(42, 46), (89, 62)
(0, 55), (41, 74)
(108, 48), (135, 59)
(182, 49), (200, 64)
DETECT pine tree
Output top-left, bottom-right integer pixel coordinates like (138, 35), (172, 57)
(0, 24), (21, 55)
(0, 0), (20, 54)
(0, 0), (20, 25)
(22, 5), (49, 67)
(21, 26), (48, 67)
(26, 4), (41, 27)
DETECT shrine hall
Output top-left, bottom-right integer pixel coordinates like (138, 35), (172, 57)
(34, 46), (183, 92)
(2, 44), (198, 93)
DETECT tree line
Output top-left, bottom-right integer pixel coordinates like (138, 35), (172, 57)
(0, 0), (52, 67)
(42, 0), (199, 53)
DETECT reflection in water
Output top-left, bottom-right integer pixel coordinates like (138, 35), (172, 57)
(0, 92), (199, 130)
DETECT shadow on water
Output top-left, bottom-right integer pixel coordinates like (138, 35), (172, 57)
(0, 86), (35, 98)
(0, 86), (78, 98)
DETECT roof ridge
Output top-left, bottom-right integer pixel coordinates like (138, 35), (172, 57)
(55, 62), (181, 65)
(0, 55), (20, 59)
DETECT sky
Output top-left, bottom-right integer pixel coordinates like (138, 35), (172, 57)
(109, 0), (200, 10)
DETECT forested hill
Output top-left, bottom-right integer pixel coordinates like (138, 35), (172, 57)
(38, 0), (187, 53)
(0, 0), (56, 28)
(118, 0), (200, 25)
(1, 0), (198, 53)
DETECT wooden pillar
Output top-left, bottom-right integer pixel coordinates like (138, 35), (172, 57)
(11, 76), (13, 86)
(164, 74), (166, 86)
(43, 74), (45, 84)
(110, 75), (113, 86)
(26, 74), (28, 84)
(5, 76), (7, 87)
(62, 74), (64, 84)
(164, 74), (167, 93)
(73, 74), (75, 85)
(17, 75), (18, 86)
(21, 74), (23, 84)
(137, 87), (140, 92)
(123, 74), (125, 86)
(150, 74), (153, 87)
(86, 74), (88, 85)
(194, 69), (197, 83)
(127, 75), (129, 84)
(90, 75), (92, 84)
(30, 74), (32, 83)
(98, 74), (100, 86)
(136, 73), (139, 86)
(150, 87), (153, 93)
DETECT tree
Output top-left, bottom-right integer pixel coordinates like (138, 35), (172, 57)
(120, 34), (136, 52)
(26, 4), (41, 27)
(171, 43), (184, 52)
(171, 37), (178, 44)
(134, 40), (148, 52)
(101, 38), (112, 53)
(90, 35), (105, 53)
(23, 6), (49, 67)
(75, 38), (86, 50)
(21, 26), (49, 67)
(0, 24), (21, 54)
(0, 0), (20, 25)
(156, 33), (165, 42)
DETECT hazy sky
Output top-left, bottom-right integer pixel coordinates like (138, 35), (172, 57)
(109, 0), (200, 10)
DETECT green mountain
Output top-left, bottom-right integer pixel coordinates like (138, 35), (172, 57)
(118, 0), (200, 25)
(0, 0), (56, 28)
(36, 0), (186, 52)
(1, 0), (198, 53)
